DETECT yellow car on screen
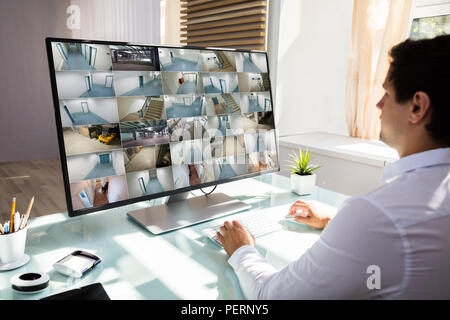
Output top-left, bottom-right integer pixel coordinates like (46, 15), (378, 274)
(98, 127), (117, 144)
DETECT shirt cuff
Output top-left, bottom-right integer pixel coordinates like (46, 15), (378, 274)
(228, 245), (260, 270)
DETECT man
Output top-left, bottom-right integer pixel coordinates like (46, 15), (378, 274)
(217, 35), (450, 299)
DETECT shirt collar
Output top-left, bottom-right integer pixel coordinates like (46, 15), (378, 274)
(382, 147), (450, 182)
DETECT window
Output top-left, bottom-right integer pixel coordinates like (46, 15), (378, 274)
(410, 0), (450, 39)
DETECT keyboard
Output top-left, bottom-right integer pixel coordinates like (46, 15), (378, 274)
(202, 207), (284, 246)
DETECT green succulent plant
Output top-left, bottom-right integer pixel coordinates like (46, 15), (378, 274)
(287, 148), (321, 176)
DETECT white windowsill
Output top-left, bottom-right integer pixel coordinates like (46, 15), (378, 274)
(278, 132), (399, 168)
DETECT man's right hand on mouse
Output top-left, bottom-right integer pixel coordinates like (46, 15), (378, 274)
(287, 200), (333, 230)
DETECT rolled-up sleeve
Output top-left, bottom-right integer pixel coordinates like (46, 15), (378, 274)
(227, 197), (404, 299)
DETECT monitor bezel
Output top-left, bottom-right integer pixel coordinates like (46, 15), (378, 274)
(45, 37), (280, 218)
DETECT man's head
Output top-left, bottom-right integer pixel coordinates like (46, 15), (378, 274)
(376, 34), (450, 155)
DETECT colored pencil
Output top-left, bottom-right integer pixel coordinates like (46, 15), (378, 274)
(10, 196), (16, 233)
(21, 196), (34, 229)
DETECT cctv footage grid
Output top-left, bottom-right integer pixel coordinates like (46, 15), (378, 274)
(51, 42), (277, 211)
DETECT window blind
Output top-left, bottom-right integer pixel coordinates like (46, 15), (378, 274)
(180, 0), (267, 50)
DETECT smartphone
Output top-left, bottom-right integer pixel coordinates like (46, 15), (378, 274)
(53, 250), (101, 278)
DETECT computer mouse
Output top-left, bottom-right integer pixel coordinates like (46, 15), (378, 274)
(285, 208), (308, 219)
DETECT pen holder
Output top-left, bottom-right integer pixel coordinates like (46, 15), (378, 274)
(0, 227), (27, 265)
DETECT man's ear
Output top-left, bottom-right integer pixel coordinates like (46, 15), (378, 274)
(409, 91), (431, 124)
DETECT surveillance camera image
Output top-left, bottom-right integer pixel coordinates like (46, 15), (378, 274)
(50, 40), (277, 212)
(110, 45), (160, 71)
(117, 96), (166, 122)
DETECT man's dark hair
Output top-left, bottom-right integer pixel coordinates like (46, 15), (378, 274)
(388, 34), (450, 145)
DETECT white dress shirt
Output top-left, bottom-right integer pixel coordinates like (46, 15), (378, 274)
(228, 148), (450, 299)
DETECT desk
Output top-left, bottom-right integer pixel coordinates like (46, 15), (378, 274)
(0, 174), (348, 300)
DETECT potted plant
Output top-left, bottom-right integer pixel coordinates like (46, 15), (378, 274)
(287, 148), (321, 195)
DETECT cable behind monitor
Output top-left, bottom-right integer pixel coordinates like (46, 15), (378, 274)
(199, 185), (217, 196)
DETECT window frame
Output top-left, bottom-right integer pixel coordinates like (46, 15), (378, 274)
(413, 0), (450, 19)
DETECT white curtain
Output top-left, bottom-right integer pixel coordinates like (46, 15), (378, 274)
(345, 0), (415, 140)
(161, 0), (181, 45)
(70, 0), (160, 44)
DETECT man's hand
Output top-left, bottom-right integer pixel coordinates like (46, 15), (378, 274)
(288, 200), (333, 229)
(216, 220), (255, 257)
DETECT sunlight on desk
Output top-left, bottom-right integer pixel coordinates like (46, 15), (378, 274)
(259, 225), (321, 270)
(113, 232), (217, 299)
(175, 228), (204, 254)
(96, 267), (121, 284)
(104, 281), (145, 300)
(27, 213), (68, 228)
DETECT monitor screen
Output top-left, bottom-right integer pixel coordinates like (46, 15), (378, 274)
(46, 38), (279, 217)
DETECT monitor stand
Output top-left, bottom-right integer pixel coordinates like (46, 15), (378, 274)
(127, 191), (251, 234)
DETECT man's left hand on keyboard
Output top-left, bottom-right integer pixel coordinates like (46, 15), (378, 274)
(216, 220), (255, 256)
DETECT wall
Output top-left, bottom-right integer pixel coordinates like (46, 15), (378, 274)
(223, 73), (239, 92)
(240, 92), (271, 113)
(70, 179), (96, 210)
(52, 42), (68, 70)
(173, 50), (199, 63)
(158, 49), (172, 66)
(60, 104), (72, 127)
(229, 157), (249, 176)
(59, 98), (119, 126)
(206, 117), (221, 132)
(229, 116), (244, 134)
(237, 73), (258, 92)
(156, 166), (174, 191)
(250, 53), (267, 72)
(114, 73), (141, 96)
(70, 0), (160, 45)
(92, 72), (112, 85)
(200, 97), (206, 114)
(0, 0), (71, 162)
(240, 94), (251, 113)
(117, 97), (146, 119)
(244, 133), (258, 153)
(202, 163), (215, 182)
(204, 73), (239, 92)
(107, 175), (128, 203)
(243, 130), (276, 154)
(143, 72), (154, 84)
(90, 44), (112, 71)
(161, 0), (181, 46)
(126, 170), (149, 197)
(112, 150), (125, 175)
(55, 72), (88, 98)
(121, 132), (135, 142)
(235, 54), (245, 72)
(225, 52), (237, 69)
(267, 0), (353, 138)
(67, 153), (99, 182)
(53, 43), (112, 71)
(162, 72), (181, 94)
(257, 92), (271, 109)
(0, 0), (161, 163)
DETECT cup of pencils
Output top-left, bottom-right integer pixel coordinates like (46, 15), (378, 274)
(0, 196), (34, 265)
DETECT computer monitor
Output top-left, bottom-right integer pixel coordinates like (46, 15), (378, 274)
(46, 38), (279, 233)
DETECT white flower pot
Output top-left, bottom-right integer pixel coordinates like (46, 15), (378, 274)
(290, 173), (316, 195)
